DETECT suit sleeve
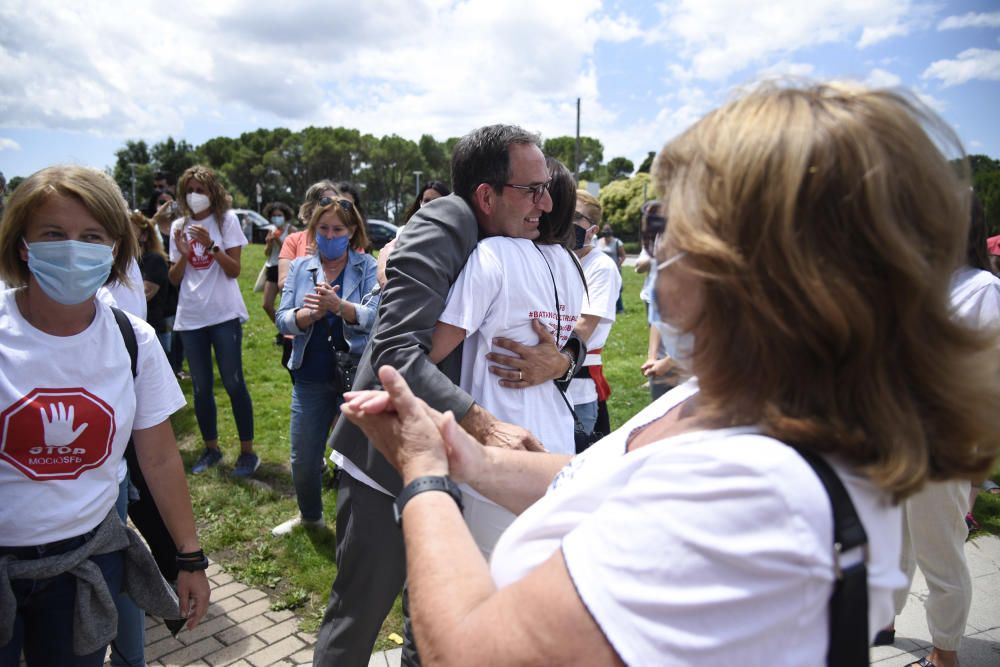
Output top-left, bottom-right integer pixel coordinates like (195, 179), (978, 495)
(370, 196), (479, 417)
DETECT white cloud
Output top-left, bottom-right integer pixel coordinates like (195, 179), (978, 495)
(0, 0), (642, 149)
(652, 0), (934, 81)
(923, 49), (1000, 87)
(0, 138), (21, 151)
(865, 68), (902, 88)
(938, 12), (1000, 30)
(757, 61), (816, 79)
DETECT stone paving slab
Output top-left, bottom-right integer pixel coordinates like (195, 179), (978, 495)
(95, 536), (998, 666)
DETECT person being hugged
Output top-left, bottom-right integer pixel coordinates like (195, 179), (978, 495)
(168, 165), (257, 477)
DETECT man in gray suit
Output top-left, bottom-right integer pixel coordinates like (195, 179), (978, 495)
(313, 125), (583, 666)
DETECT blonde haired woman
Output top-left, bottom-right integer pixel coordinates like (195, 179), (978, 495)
(0, 166), (209, 665)
(340, 84), (1000, 665)
(272, 198), (377, 535)
(169, 165), (256, 477)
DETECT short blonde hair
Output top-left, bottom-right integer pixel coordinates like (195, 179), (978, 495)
(0, 165), (138, 287)
(307, 199), (369, 251)
(575, 189), (602, 226)
(654, 82), (1000, 498)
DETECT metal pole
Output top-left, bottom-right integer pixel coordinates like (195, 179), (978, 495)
(129, 163), (136, 209)
(574, 98), (581, 181)
(413, 170), (423, 198)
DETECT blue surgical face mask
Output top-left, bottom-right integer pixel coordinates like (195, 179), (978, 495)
(24, 239), (115, 305)
(271, 215), (285, 225)
(650, 251), (694, 371)
(316, 234), (349, 260)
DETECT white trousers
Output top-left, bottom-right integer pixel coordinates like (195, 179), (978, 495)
(893, 479), (972, 650)
(461, 492), (517, 562)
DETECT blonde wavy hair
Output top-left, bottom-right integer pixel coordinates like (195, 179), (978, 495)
(177, 165), (232, 225)
(654, 82), (1000, 499)
(130, 210), (167, 261)
(307, 199), (369, 252)
(0, 165), (138, 287)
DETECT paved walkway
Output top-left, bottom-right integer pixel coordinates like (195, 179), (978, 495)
(122, 536), (1000, 666)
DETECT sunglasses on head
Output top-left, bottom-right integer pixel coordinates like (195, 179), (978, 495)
(319, 196), (353, 211)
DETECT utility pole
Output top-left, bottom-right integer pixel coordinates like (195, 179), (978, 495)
(129, 163), (137, 209)
(574, 97), (581, 181)
(413, 170), (423, 198)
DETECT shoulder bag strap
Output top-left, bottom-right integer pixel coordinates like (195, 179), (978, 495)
(111, 306), (138, 378)
(792, 447), (870, 667)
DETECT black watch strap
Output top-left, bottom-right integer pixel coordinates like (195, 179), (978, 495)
(394, 476), (464, 526)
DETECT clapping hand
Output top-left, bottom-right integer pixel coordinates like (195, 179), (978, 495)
(303, 283), (342, 317)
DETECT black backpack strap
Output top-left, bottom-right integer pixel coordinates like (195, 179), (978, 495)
(111, 306), (138, 378)
(792, 447), (870, 667)
(111, 306), (180, 587)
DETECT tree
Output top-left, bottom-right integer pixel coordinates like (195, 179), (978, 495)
(969, 154), (1000, 236)
(600, 172), (653, 242)
(360, 134), (424, 221)
(543, 136), (604, 180)
(418, 134), (449, 182)
(151, 137), (198, 183)
(606, 157), (634, 181)
(637, 151), (655, 174)
(112, 140), (153, 209)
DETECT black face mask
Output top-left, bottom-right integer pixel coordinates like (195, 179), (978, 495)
(600, 230), (612, 238)
(574, 225), (588, 250)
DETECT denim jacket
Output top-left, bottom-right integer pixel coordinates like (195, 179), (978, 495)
(276, 250), (379, 370)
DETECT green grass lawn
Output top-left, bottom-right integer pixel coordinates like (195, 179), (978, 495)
(176, 248), (999, 651)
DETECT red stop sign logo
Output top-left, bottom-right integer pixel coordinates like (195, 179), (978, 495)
(0, 388), (117, 480)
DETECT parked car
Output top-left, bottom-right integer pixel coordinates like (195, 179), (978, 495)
(366, 219), (398, 250)
(233, 208), (272, 244)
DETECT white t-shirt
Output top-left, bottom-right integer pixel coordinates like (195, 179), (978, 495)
(97, 257), (147, 320)
(567, 249), (621, 406)
(491, 381), (904, 666)
(169, 212), (249, 331)
(440, 238), (584, 456)
(950, 265), (1000, 328)
(0, 291), (186, 546)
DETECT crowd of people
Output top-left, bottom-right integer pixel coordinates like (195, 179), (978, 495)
(1, 80), (999, 667)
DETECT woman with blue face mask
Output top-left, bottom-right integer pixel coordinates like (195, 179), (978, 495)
(272, 199), (379, 536)
(168, 165), (257, 478)
(0, 165), (210, 665)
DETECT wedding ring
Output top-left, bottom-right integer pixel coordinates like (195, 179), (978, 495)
(518, 370), (523, 381)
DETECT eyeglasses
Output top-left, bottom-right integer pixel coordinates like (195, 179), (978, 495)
(572, 210), (595, 226)
(503, 178), (552, 204)
(319, 196), (354, 212)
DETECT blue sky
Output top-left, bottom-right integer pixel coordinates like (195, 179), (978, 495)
(1, 0), (999, 182)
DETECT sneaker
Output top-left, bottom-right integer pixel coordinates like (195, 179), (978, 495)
(191, 448), (222, 474)
(271, 515), (325, 537)
(231, 452), (261, 478)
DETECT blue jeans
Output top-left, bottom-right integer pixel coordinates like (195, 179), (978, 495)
(574, 400), (598, 435)
(111, 477), (145, 667)
(0, 533), (124, 666)
(180, 318), (254, 442)
(289, 380), (340, 521)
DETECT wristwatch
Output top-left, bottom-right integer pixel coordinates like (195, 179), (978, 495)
(210, 244), (221, 254)
(394, 476), (464, 526)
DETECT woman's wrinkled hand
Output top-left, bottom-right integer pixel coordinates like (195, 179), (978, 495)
(340, 366), (449, 482)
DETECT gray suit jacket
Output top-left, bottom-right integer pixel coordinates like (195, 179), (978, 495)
(330, 194), (480, 495)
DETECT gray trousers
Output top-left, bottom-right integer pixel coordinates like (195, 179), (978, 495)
(313, 474), (420, 666)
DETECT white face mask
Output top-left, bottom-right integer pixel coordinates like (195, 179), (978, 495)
(651, 251), (694, 372)
(186, 192), (211, 215)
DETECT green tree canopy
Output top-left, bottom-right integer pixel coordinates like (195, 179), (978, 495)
(599, 172), (653, 242)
